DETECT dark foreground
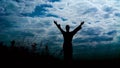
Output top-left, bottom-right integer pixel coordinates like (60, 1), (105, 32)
(0, 43), (120, 67)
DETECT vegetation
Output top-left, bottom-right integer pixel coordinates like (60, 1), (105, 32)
(0, 40), (120, 66)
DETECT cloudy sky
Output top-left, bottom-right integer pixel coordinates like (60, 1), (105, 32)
(0, 0), (120, 59)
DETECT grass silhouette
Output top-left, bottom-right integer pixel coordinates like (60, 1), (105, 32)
(0, 40), (120, 67)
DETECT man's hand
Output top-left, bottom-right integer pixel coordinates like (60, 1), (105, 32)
(54, 20), (64, 33)
(54, 20), (61, 27)
(80, 21), (84, 26)
(54, 20), (57, 25)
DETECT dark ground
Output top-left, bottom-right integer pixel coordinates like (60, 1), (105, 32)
(0, 41), (120, 67)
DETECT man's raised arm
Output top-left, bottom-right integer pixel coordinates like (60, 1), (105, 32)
(72, 21), (84, 35)
(54, 21), (65, 33)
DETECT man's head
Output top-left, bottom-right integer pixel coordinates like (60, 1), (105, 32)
(66, 25), (70, 32)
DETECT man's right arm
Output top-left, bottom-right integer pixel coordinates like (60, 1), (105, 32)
(54, 21), (65, 33)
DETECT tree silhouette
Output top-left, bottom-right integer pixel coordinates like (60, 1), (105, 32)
(11, 40), (15, 46)
(0, 41), (4, 46)
(31, 43), (37, 53)
(54, 21), (84, 63)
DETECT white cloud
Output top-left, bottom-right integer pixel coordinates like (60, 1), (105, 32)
(46, 0), (120, 43)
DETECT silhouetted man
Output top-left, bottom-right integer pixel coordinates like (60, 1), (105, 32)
(54, 21), (84, 63)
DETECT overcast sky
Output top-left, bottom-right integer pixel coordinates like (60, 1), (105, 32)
(0, 0), (120, 59)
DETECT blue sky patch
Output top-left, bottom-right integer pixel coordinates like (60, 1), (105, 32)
(13, 0), (21, 2)
(46, 14), (59, 18)
(82, 8), (98, 15)
(115, 13), (120, 17)
(106, 30), (117, 35)
(61, 17), (67, 21)
(103, 14), (110, 19)
(21, 4), (53, 17)
(48, 0), (61, 2)
(103, 6), (113, 13)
